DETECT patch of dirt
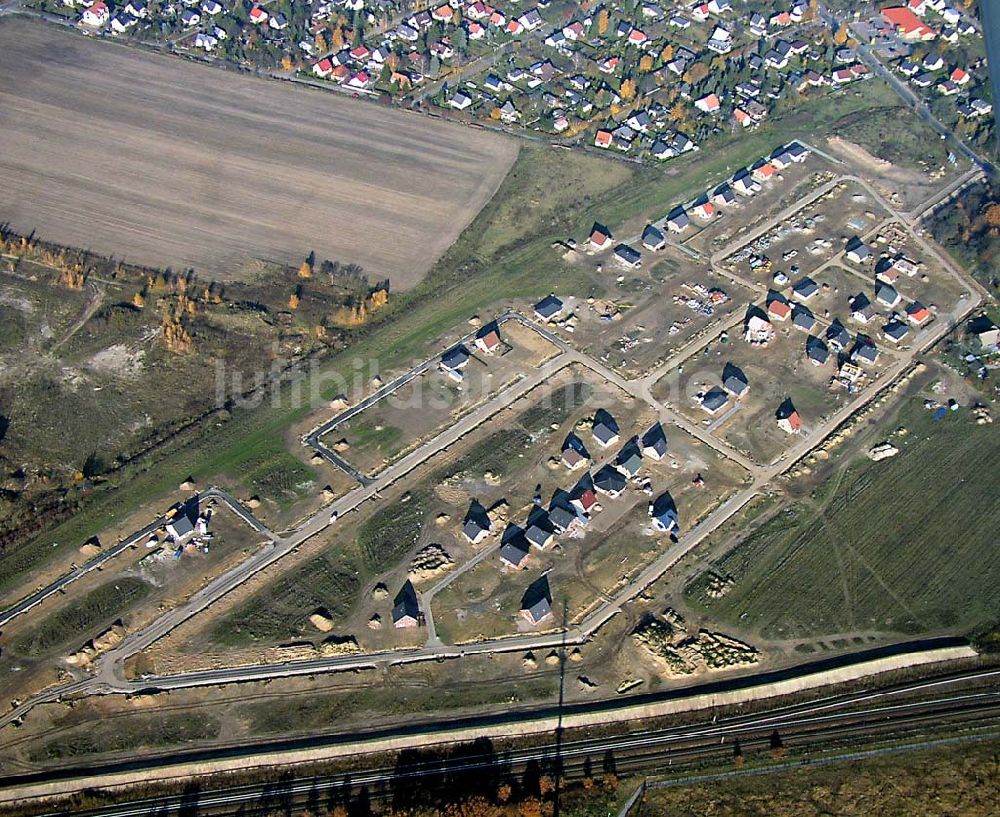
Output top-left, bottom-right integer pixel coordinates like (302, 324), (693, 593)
(87, 344), (145, 379)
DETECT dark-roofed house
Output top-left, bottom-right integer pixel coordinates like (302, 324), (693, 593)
(499, 525), (530, 568)
(166, 498), (199, 542)
(826, 319), (850, 351)
(615, 439), (643, 478)
(845, 236), (871, 264)
(594, 464), (627, 497)
(548, 503), (578, 534)
(614, 244), (642, 269)
(525, 508), (555, 550)
(520, 575), (553, 625)
(591, 409), (620, 448)
(666, 207), (691, 233)
(792, 276), (819, 301)
(641, 422), (668, 460)
(441, 345), (470, 372)
(534, 294), (564, 321)
(392, 580), (421, 628)
(806, 335), (830, 365)
(462, 499), (492, 544)
(792, 304), (816, 332)
(642, 224), (666, 250)
(850, 293), (876, 324)
(722, 362), (749, 397)
(851, 336), (880, 365)
(649, 491), (679, 534)
(701, 387), (730, 415)
(875, 281), (901, 308)
(883, 319), (910, 344)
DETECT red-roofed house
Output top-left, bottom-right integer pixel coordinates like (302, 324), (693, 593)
(768, 298), (791, 321)
(506, 18), (524, 35)
(777, 408), (802, 434)
(951, 67), (970, 85)
(81, 0), (109, 25)
(590, 224), (613, 249)
(594, 129), (613, 149)
(431, 4), (453, 22)
(695, 93), (721, 113)
(312, 58), (334, 78)
(906, 302), (932, 326)
(733, 108), (752, 128)
(249, 5), (268, 24)
(628, 28), (649, 46)
(752, 162), (777, 182)
(881, 6), (936, 41)
(693, 200), (716, 219)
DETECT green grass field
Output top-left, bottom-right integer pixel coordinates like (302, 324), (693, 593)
(685, 401), (1000, 640)
(0, 78), (958, 607)
(209, 549), (362, 646)
(11, 577), (151, 658)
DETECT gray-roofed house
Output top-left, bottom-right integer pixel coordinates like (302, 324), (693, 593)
(614, 244), (642, 269)
(525, 518), (555, 550)
(499, 526), (530, 568)
(792, 304), (816, 332)
(649, 491), (680, 534)
(548, 504), (578, 534)
(641, 422), (668, 460)
(826, 319), (851, 351)
(875, 281), (901, 308)
(642, 224), (665, 250)
(666, 207), (691, 233)
(520, 575), (553, 625)
(534, 294), (564, 321)
(792, 276), (819, 301)
(851, 337), (880, 365)
(721, 362), (749, 397)
(850, 293), (876, 324)
(615, 439), (643, 479)
(806, 335), (830, 365)
(462, 499), (492, 544)
(441, 345), (470, 372)
(392, 580), (421, 628)
(591, 409), (620, 448)
(593, 464), (627, 497)
(701, 387), (730, 415)
(845, 236), (871, 264)
(882, 319), (910, 344)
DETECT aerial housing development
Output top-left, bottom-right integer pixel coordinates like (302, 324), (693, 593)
(0, 0), (998, 814)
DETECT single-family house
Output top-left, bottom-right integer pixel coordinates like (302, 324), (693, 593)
(474, 323), (502, 354)
(642, 224), (666, 251)
(792, 276), (819, 301)
(722, 362), (749, 398)
(883, 319), (910, 344)
(248, 5), (268, 24)
(392, 581), (421, 628)
(614, 244), (642, 269)
(875, 281), (901, 308)
(463, 499), (492, 544)
(594, 464), (627, 497)
(792, 304), (817, 332)
(649, 492), (680, 535)
(641, 423), (668, 460)
(700, 387), (730, 415)
(845, 236), (871, 264)
(499, 530), (530, 569)
(570, 487), (598, 516)
(906, 301), (932, 326)
(850, 293), (876, 324)
(826, 319), (851, 351)
(744, 312), (774, 344)
(695, 93), (721, 114)
(449, 91), (474, 110)
(692, 198), (716, 220)
(806, 335), (830, 365)
(767, 295), (792, 322)
(534, 294), (564, 322)
(851, 336), (880, 365)
(776, 399), (802, 434)
(591, 409), (620, 448)
(81, 0), (110, 25)
(520, 576), (553, 625)
(666, 208), (691, 233)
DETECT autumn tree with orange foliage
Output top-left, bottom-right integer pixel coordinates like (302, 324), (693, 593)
(596, 8), (609, 35)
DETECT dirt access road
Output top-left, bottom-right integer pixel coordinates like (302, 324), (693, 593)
(0, 18), (517, 289)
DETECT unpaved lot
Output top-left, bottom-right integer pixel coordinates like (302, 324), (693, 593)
(0, 18), (517, 289)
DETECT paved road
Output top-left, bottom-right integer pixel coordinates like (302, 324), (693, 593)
(6, 664), (999, 813)
(0, 488), (271, 630)
(818, 4), (993, 175)
(0, 142), (984, 729)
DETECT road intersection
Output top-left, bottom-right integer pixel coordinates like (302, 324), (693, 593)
(0, 150), (985, 733)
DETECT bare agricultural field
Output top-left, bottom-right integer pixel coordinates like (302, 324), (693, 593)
(0, 18), (517, 290)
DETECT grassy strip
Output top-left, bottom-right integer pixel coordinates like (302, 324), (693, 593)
(11, 577), (150, 657)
